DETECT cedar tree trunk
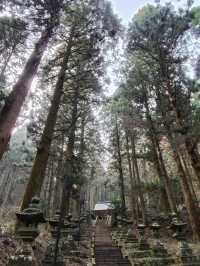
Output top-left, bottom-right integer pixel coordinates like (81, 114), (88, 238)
(20, 30), (74, 210)
(0, 28), (53, 159)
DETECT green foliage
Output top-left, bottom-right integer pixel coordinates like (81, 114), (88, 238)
(103, 1), (200, 219)
(191, 6), (200, 26)
(0, 16), (27, 54)
(143, 179), (160, 192)
(133, 4), (157, 26)
(128, 3), (191, 60)
(4, 0), (65, 29)
(191, 97), (200, 127)
(111, 196), (121, 209)
(0, 75), (7, 107)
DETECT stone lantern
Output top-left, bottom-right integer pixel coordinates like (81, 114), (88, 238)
(8, 245), (34, 266)
(48, 212), (77, 239)
(137, 223), (149, 251)
(43, 211), (65, 266)
(170, 218), (187, 241)
(43, 240), (64, 266)
(150, 221), (161, 239)
(178, 241), (200, 265)
(46, 211), (79, 263)
(171, 219), (200, 265)
(62, 215), (80, 258)
(48, 211), (62, 238)
(15, 197), (45, 242)
(8, 197), (45, 266)
(137, 223), (146, 238)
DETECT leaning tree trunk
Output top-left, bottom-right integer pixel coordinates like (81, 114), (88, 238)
(20, 30), (74, 210)
(0, 27), (54, 160)
(185, 140), (200, 189)
(175, 150), (200, 241)
(181, 154), (198, 202)
(0, 165), (17, 217)
(0, 165), (12, 203)
(115, 117), (126, 215)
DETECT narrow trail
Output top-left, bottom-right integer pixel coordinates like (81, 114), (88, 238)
(94, 223), (131, 266)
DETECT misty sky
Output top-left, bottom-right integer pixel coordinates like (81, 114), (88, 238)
(110, 0), (199, 24)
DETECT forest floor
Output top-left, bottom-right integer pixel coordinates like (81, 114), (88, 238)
(1, 217), (200, 266)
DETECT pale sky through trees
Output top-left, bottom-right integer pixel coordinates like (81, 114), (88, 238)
(105, 0), (200, 97)
(110, 0), (199, 24)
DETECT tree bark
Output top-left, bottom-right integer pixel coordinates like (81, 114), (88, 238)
(185, 140), (200, 189)
(175, 150), (200, 240)
(20, 29), (74, 210)
(53, 133), (65, 212)
(144, 92), (177, 214)
(157, 88), (200, 240)
(159, 187), (170, 213)
(130, 132), (147, 224)
(61, 83), (79, 214)
(115, 116), (126, 215)
(163, 77), (200, 193)
(180, 154), (198, 202)
(0, 27), (53, 160)
(53, 83), (79, 265)
(46, 158), (55, 217)
(0, 166), (15, 212)
(125, 129), (137, 222)
(0, 166), (11, 203)
(79, 111), (86, 158)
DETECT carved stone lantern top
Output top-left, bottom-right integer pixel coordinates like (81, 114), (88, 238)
(171, 218), (187, 230)
(171, 218), (187, 241)
(137, 223), (147, 230)
(16, 197), (45, 227)
(151, 222), (161, 239)
(137, 223), (147, 238)
(48, 213), (61, 228)
(150, 222), (161, 232)
(150, 222), (161, 230)
(15, 197), (45, 243)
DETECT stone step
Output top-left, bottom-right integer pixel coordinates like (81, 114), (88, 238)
(94, 225), (131, 266)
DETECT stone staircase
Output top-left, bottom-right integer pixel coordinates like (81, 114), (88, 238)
(94, 224), (131, 266)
